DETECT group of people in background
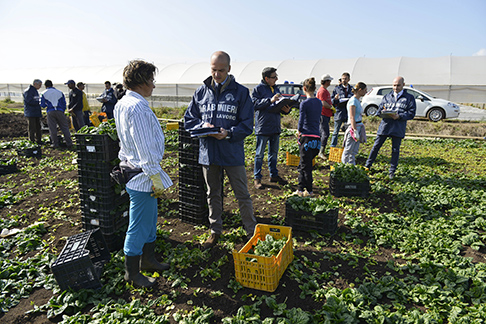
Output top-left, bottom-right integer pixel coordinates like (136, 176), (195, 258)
(21, 52), (417, 288)
(22, 79), (126, 147)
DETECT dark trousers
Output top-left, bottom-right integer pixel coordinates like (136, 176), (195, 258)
(26, 117), (42, 144)
(319, 115), (330, 150)
(102, 106), (114, 120)
(298, 136), (320, 192)
(71, 109), (85, 131)
(365, 135), (403, 174)
(83, 111), (91, 126)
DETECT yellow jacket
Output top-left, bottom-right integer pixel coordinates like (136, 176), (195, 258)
(82, 92), (90, 112)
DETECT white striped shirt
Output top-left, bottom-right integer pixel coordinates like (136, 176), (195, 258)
(114, 90), (173, 192)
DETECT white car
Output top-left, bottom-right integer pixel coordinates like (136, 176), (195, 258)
(361, 86), (460, 122)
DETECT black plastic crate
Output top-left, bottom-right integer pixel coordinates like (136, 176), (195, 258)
(179, 175), (206, 188)
(16, 146), (42, 158)
(179, 181), (206, 194)
(77, 159), (114, 172)
(179, 191), (207, 206)
(179, 150), (200, 162)
(50, 229), (110, 291)
(179, 155), (200, 167)
(179, 201), (209, 225)
(81, 193), (129, 212)
(285, 202), (338, 235)
(329, 175), (370, 198)
(179, 167), (204, 181)
(78, 167), (112, 182)
(179, 163), (203, 175)
(178, 141), (199, 152)
(75, 133), (119, 162)
(81, 203), (129, 234)
(78, 173), (114, 189)
(102, 230), (126, 252)
(79, 186), (127, 204)
(0, 161), (18, 175)
(79, 181), (123, 196)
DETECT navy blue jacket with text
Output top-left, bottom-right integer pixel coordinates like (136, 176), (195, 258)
(251, 81), (289, 135)
(376, 89), (416, 138)
(184, 75), (254, 166)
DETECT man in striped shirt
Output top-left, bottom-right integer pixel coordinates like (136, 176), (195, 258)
(114, 60), (173, 288)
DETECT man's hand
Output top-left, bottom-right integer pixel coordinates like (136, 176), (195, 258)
(210, 128), (228, 140)
(391, 113), (400, 120)
(271, 93), (282, 103)
(149, 174), (165, 198)
(281, 105), (291, 114)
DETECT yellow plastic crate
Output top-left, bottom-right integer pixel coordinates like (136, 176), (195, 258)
(285, 152), (316, 167)
(232, 224), (293, 292)
(166, 122), (179, 130)
(329, 147), (344, 163)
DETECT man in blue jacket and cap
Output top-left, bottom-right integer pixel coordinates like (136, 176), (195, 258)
(23, 79), (43, 144)
(365, 76), (416, 179)
(184, 51), (256, 250)
(65, 79), (85, 131)
(251, 67), (291, 189)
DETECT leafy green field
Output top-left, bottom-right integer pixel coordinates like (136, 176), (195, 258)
(1, 129), (486, 323)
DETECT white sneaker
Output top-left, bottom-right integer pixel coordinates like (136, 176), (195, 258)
(293, 190), (304, 197)
(318, 153), (327, 160)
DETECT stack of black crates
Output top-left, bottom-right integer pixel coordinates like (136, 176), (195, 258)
(178, 121), (209, 225)
(75, 133), (129, 251)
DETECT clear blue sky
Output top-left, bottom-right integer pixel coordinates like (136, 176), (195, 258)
(1, 0), (485, 69)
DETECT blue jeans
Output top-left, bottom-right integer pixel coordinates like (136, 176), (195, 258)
(365, 135), (403, 174)
(124, 188), (158, 256)
(254, 134), (279, 179)
(330, 119), (345, 147)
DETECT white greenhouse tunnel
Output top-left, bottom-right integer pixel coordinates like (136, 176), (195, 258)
(1, 56), (485, 107)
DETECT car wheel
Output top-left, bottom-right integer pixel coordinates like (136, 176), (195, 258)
(427, 107), (445, 122)
(365, 105), (378, 116)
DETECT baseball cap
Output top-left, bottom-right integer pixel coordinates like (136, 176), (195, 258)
(65, 80), (75, 85)
(321, 74), (333, 82)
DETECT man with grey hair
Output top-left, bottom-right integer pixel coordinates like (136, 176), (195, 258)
(184, 51), (256, 250)
(365, 76), (416, 179)
(23, 79), (43, 144)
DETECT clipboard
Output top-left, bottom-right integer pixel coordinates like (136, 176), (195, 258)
(190, 127), (221, 137)
(380, 110), (398, 118)
(269, 94), (300, 113)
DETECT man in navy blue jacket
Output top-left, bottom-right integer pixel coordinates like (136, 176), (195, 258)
(101, 81), (117, 119)
(23, 79), (43, 144)
(365, 76), (416, 179)
(65, 80), (85, 131)
(251, 67), (291, 189)
(330, 72), (353, 147)
(184, 51), (256, 250)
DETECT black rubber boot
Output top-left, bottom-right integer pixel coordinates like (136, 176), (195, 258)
(124, 255), (156, 288)
(140, 241), (170, 272)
